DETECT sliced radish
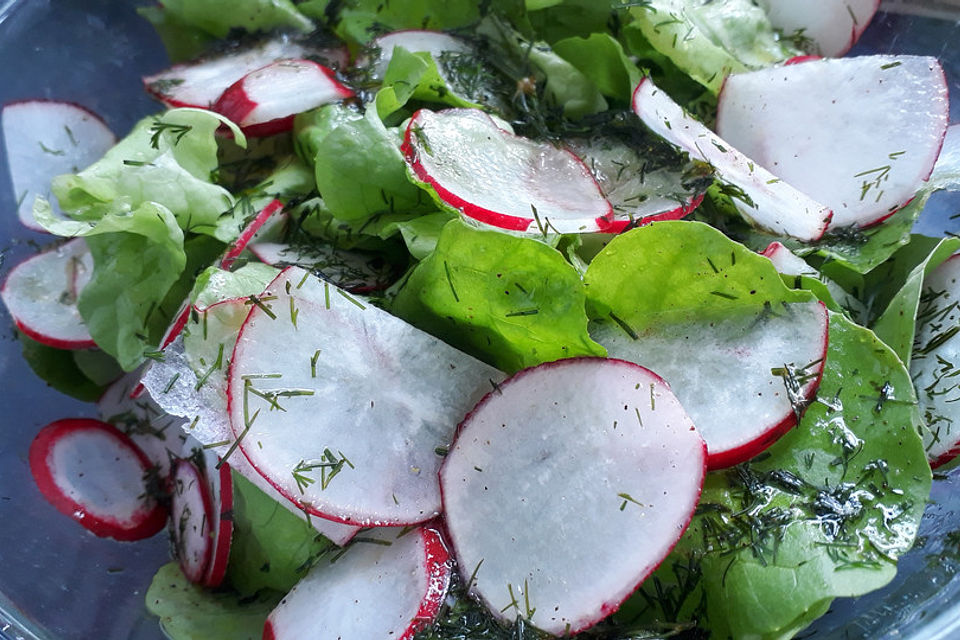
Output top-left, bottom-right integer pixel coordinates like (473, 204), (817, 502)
(366, 30), (473, 82)
(402, 108), (614, 234)
(761, 241), (819, 277)
(98, 371), (186, 478)
(227, 266), (503, 526)
(2, 100), (115, 231)
(632, 78), (833, 241)
(142, 38), (348, 109)
(716, 55), (949, 230)
(249, 242), (397, 293)
(564, 136), (705, 231)
(142, 330), (363, 546)
(214, 59), (354, 137)
(910, 254), (960, 468)
(440, 358), (705, 635)
(28, 418), (168, 541)
(0, 238), (95, 349)
(220, 199), (285, 270)
(593, 300), (828, 469)
(185, 442), (235, 588)
(264, 526), (451, 640)
(170, 458), (214, 583)
(759, 0), (880, 57)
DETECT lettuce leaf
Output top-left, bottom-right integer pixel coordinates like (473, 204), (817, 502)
(146, 563), (278, 640)
(392, 219), (605, 372)
(551, 33), (643, 103)
(622, 313), (929, 639)
(51, 109), (246, 243)
(627, 0), (797, 94)
(35, 199), (188, 370)
(310, 106), (433, 222)
(227, 473), (335, 596)
(146, 0), (313, 40)
(17, 334), (106, 402)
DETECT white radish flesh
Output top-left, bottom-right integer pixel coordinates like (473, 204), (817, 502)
(214, 59), (354, 137)
(716, 55), (948, 230)
(759, 0), (880, 57)
(1, 238), (95, 349)
(402, 108), (614, 233)
(632, 78), (833, 241)
(367, 30), (473, 82)
(97, 371), (186, 478)
(911, 254), (960, 468)
(441, 358), (705, 636)
(249, 242), (397, 293)
(143, 329), (360, 547)
(142, 39), (348, 109)
(227, 267), (503, 526)
(264, 526), (451, 640)
(564, 136), (705, 230)
(2, 100), (115, 231)
(28, 418), (168, 541)
(170, 459), (214, 584)
(593, 301), (829, 469)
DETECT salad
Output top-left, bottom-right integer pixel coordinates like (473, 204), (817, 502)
(2, 0), (960, 639)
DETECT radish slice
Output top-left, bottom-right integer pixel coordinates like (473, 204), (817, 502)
(28, 418), (168, 541)
(98, 371), (187, 478)
(593, 300), (828, 469)
(564, 136), (705, 231)
(0, 238), (95, 349)
(264, 526), (451, 640)
(759, 0), (880, 57)
(214, 59), (354, 137)
(227, 267), (503, 526)
(185, 443), (235, 588)
(170, 459), (214, 583)
(142, 330), (362, 547)
(910, 254), (960, 468)
(632, 78), (833, 241)
(142, 39), (349, 109)
(249, 242), (397, 293)
(2, 100), (115, 231)
(716, 55), (949, 230)
(401, 108), (614, 234)
(440, 358), (705, 636)
(761, 241), (819, 277)
(220, 199), (285, 270)
(367, 30), (473, 81)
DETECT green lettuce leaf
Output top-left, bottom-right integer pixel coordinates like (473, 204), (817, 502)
(621, 313), (930, 639)
(227, 473), (335, 596)
(392, 219), (605, 372)
(35, 199), (188, 370)
(526, 0), (619, 43)
(147, 0), (313, 39)
(311, 106), (433, 222)
(137, 5), (214, 63)
(627, 0), (797, 93)
(871, 236), (960, 363)
(551, 33), (643, 103)
(17, 334), (105, 402)
(51, 109), (246, 243)
(333, 0), (516, 46)
(146, 563), (279, 640)
(191, 263), (281, 310)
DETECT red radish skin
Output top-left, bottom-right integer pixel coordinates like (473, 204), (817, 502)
(440, 358), (706, 635)
(594, 193), (705, 233)
(28, 418), (168, 541)
(0, 238), (95, 349)
(170, 459), (215, 584)
(401, 109), (614, 234)
(214, 59), (354, 137)
(221, 199), (285, 270)
(202, 455), (234, 588)
(263, 526), (452, 640)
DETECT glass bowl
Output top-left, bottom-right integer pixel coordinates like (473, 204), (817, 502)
(0, 2), (959, 639)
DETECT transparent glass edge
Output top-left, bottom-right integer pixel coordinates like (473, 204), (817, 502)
(0, 596), (46, 640)
(0, 0), (18, 26)
(881, 0), (960, 19)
